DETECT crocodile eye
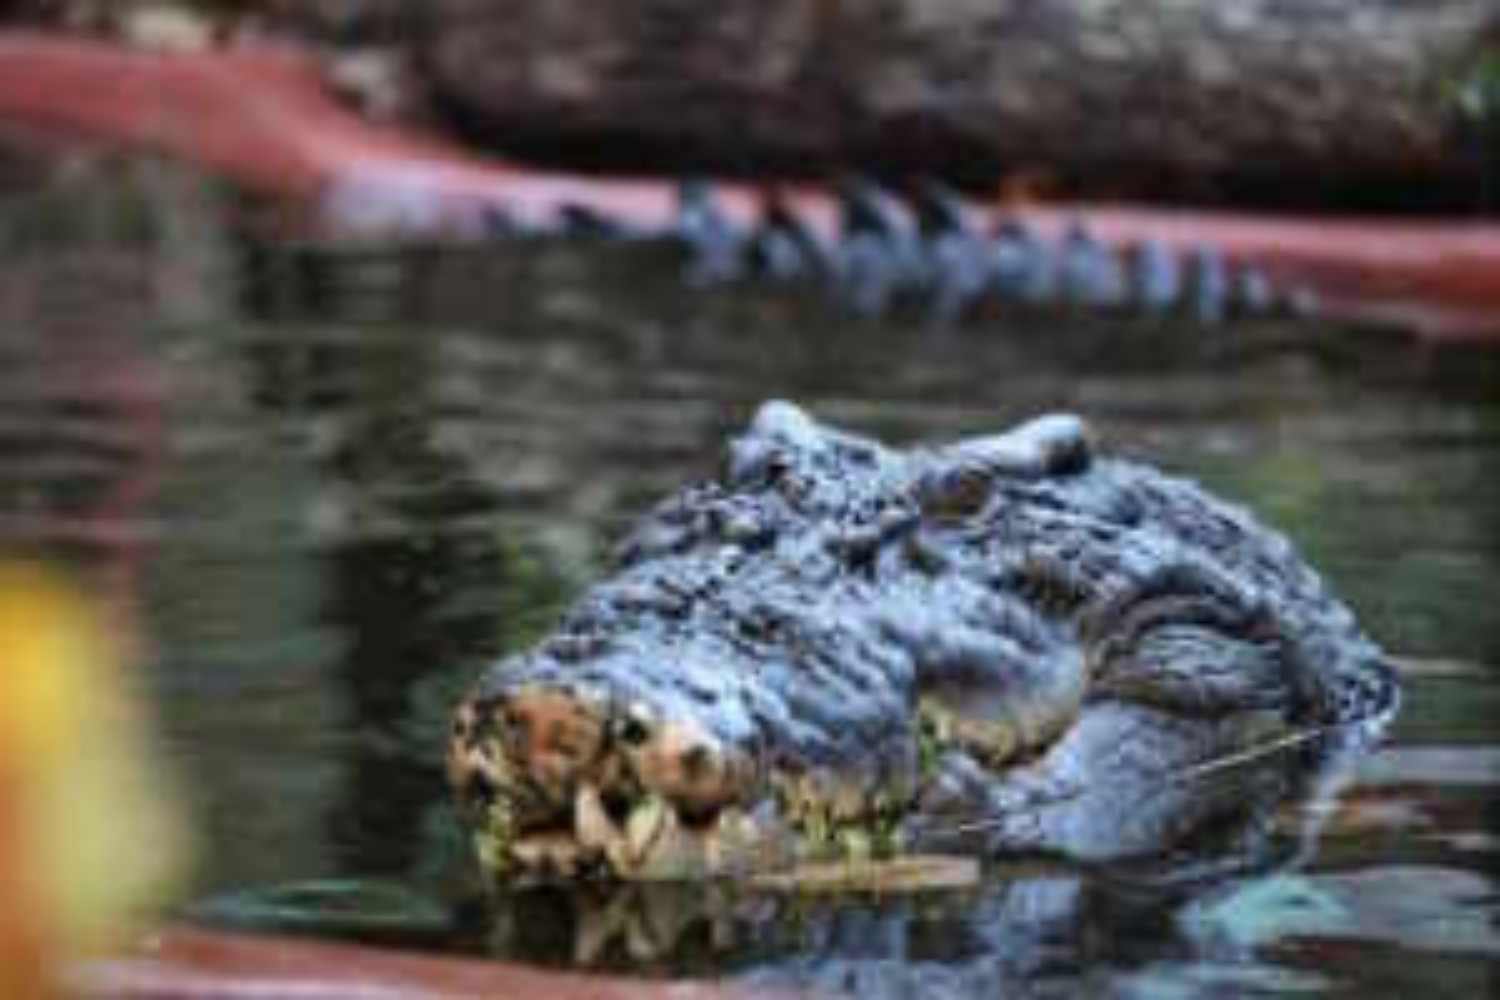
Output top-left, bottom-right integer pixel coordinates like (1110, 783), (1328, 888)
(918, 466), (992, 522)
(726, 438), (789, 489)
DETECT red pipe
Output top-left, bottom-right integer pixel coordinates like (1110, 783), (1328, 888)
(2, 30), (1497, 340)
(71, 925), (778, 999)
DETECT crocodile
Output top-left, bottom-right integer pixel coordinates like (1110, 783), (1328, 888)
(448, 403), (1398, 880)
(556, 178), (1312, 325)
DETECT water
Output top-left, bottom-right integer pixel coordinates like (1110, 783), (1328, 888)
(6, 224), (1500, 996)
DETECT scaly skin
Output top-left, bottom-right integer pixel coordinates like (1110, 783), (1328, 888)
(449, 403), (1398, 880)
(669, 179), (1299, 323)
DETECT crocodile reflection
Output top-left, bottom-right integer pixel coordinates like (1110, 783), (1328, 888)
(449, 403), (1398, 882)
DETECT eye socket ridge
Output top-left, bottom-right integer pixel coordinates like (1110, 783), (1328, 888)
(725, 437), (793, 489)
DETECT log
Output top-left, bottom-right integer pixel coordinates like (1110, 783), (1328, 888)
(422, 0), (1498, 212)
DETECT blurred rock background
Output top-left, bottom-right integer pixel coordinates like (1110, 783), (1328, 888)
(3, 1), (1494, 211)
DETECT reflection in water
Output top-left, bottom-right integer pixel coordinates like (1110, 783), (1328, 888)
(455, 723), (1387, 993)
(319, 411), (506, 876)
(0, 187), (164, 606)
(4, 181), (1499, 995)
(241, 309), (579, 884)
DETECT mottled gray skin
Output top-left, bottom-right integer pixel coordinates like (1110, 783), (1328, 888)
(452, 403), (1397, 875)
(663, 180), (1302, 323)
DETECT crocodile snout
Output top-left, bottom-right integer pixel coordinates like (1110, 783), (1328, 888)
(448, 676), (770, 879)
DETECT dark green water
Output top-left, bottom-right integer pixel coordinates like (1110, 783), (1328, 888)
(7, 234), (1500, 996)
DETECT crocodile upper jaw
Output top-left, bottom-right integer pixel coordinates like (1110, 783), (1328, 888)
(448, 678), (799, 879)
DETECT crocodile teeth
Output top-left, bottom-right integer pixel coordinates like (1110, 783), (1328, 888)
(509, 832), (584, 876)
(574, 782), (621, 853)
(705, 805), (780, 874)
(571, 783), (795, 878)
(572, 786), (678, 876)
(620, 794), (673, 872)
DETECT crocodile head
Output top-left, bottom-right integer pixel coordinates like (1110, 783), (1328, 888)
(449, 402), (1394, 880)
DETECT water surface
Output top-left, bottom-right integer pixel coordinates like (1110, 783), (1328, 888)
(8, 235), (1499, 996)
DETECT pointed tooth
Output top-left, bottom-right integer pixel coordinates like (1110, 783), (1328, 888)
(575, 783), (621, 852)
(839, 828), (873, 861)
(624, 795), (670, 864)
(511, 837), (553, 869)
(608, 794), (668, 873)
(831, 780), (867, 822)
(633, 806), (706, 880)
(714, 805), (748, 835)
(707, 806), (755, 874)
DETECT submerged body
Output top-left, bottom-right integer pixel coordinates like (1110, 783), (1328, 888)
(449, 404), (1397, 879)
(664, 181), (1301, 324)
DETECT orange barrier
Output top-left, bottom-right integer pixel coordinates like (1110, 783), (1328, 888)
(73, 925), (773, 999)
(1019, 207), (1500, 341)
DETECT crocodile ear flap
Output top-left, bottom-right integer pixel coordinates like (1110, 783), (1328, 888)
(917, 413), (1094, 519)
(746, 400), (820, 442)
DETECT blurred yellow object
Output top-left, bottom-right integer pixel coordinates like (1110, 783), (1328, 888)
(0, 561), (189, 995)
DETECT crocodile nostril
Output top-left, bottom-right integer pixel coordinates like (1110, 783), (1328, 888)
(680, 745), (712, 781)
(465, 771), (496, 806)
(618, 716), (652, 747)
